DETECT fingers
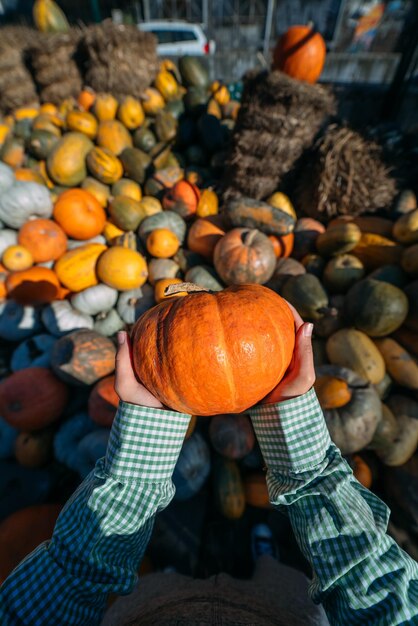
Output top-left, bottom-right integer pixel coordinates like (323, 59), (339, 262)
(114, 331), (140, 399)
(291, 323), (315, 389)
(283, 299), (305, 332)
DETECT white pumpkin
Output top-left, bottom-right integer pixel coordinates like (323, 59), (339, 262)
(67, 235), (106, 250)
(117, 284), (155, 324)
(94, 309), (125, 336)
(0, 229), (18, 257)
(42, 300), (94, 337)
(0, 181), (53, 228)
(0, 162), (15, 194)
(0, 301), (43, 341)
(71, 284), (118, 316)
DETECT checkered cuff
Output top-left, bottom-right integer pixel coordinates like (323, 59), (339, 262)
(250, 388), (331, 473)
(105, 402), (191, 482)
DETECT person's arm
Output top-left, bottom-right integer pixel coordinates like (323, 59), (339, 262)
(0, 333), (190, 626)
(250, 314), (418, 626)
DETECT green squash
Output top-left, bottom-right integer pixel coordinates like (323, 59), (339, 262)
(109, 196), (148, 232)
(225, 196), (295, 236)
(154, 111), (178, 143)
(133, 127), (157, 153)
(213, 457), (245, 520)
(185, 265), (224, 291)
(120, 147), (151, 185)
(281, 274), (332, 320)
(28, 130), (59, 160)
(179, 56), (209, 88)
(344, 279), (408, 337)
(368, 264), (408, 288)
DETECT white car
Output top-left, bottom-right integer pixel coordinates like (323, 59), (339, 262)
(139, 21), (216, 56)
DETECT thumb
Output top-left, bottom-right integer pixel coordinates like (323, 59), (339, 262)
(292, 323), (315, 388)
(114, 331), (140, 398)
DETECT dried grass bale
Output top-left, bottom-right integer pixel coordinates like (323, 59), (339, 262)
(296, 125), (397, 220)
(82, 20), (158, 99)
(223, 69), (336, 201)
(0, 27), (40, 112)
(29, 31), (83, 104)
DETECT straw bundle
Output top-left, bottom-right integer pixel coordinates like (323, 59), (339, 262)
(30, 31), (83, 104)
(223, 69), (336, 201)
(0, 26), (39, 111)
(296, 125), (397, 219)
(82, 20), (158, 100)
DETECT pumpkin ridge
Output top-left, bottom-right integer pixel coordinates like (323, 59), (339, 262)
(215, 291), (240, 410)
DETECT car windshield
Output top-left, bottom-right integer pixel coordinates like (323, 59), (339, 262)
(150, 29), (198, 44)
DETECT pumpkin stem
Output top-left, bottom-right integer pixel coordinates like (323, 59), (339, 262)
(164, 281), (210, 296)
(243, 229), (258, 247)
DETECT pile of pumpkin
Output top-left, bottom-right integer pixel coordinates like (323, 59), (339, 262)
(0, 52), (417, 569)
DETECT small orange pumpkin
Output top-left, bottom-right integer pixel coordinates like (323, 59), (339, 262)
(314, 375), (352, 409)
(78, 87), (96, 112)
(154, 277), (187, 303)
(6, 267), (61, 304)
(187, 217), (225, 259)
(162, 180), (201, 219)
(146, 228), (180, 259)
(53, 189), (106, 240)
(272, 25), (326, 84)
(352, 455), (373, 489)
(2, 245), (33, 271)
(268, 233), (294, 258)
(18, 219), (68, 263)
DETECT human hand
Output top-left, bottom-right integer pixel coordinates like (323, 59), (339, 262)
(114, 331), (163, 408)
(262, 303), (315, 404)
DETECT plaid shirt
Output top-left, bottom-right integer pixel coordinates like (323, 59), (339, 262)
(1, 390), (417, 625)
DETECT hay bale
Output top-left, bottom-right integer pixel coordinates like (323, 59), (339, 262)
(40, 78), (83, 105)
(222, 69), (336, 201)
(296, 125), (397, 219)
(82, 20), (158, 100)
(0, 26), (40, 112)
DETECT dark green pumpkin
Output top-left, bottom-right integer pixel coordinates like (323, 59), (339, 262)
(185, 265), (224, 291)
(183, 87), (208, 115)
(154, 111), (178, 142)
(120, 147), (151, 184)
(266, 258), (306, 294)
(176, 115), (197, 147)
(165, 99), (185, 119)
(301, 254), (325, 278)
(225, 196), (295, 236)
(27, 130), (59, 160)
(108, 195), (146, 231)
(133, 127), (157, 153)
(138, 210), (187, 244)
(179, 56), (209, 88)
(323, 254), (365, 294)
(213, 457), (245, 520)
(14, 118), (33, 141)
(344, 279), (408, 337)
(369, 264), (408, 288)
(282, 274), (331, 320)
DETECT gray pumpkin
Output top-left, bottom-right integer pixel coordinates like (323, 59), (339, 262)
(0, 162), (15, 194)
(0, 181), (52, 228)
(71, 284), (118, 316)
(117, 284), (155, 324)
(94, 309), (125, 336)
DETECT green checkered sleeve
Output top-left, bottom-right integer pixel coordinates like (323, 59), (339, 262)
(250, 390), (418, 625)
(0, 402), (190, 625)
(105, 401), (191, 481)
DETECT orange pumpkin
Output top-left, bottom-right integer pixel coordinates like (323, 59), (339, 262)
(53, 189), (106, 240)
(154, 277), (187, 303)
(6, 267), (61, 304)
(96, 120), (133, 156)
(88, 375), (119, 427)
(18, 219), (68, 263)
(268, 233), (294, 258)
(0, 367), (68, 431)
(96, 247), (148, 290)
(196, 188), (219, 217)
(66, 110), (98, 140)
(214, 228), (276, 286)
(78, 87), (96, 112)
(93, 93), (118, 121)
(314, 375), (352, 409)
(2, 245), (33, 271)
(117, 96), (145, 130)
(54, 243), (107, 292)
(272, 25), (326, 84)
(163, 180), (200, 219)
(146, 228), (180, 259)
(0, 263), (9, 299)
(187, 217), (225, 259)
(0, 504), (62, 584)
(131, 283), (295, 415)
(352, 455), (373, 489)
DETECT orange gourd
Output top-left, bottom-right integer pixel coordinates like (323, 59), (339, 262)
(314, 375), (352, 409)
(2, 245), (33, 271)
(18, 218), (68, 263)
(131, 283), (295, 415)
(96, 247), (148, 290)
(53, 189), (106, 240)
(142, 88), (165, 116)
(93, 93), (118, 121)
(54, 243), (106, 292)
(196, 188), (219, 217)
(352, 455), (373, 489)
(6, 267), (61, 304)
(14, 169), (46, 185)
(273, 25), (326, 84)
(78, 87), (96, 111)
(146, 228), (180, 259)
(268, 233), (294, 258)
(187, 217), (225, 259)
(96, 120), (133, 156)
(162, 180), (201, 219)
(154, 277), (187, 303)
(66, 110), (98, 140)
